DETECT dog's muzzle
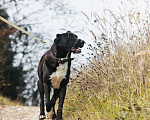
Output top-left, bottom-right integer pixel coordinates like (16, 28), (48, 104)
(71, 39), (85, 53)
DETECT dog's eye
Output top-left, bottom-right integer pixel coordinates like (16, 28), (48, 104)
(75, 35), (78, 39)
(68, 34), (78, 40)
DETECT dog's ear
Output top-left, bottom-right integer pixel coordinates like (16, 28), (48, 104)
(66, 31), (71, 37)
(54, 34), (61, 43)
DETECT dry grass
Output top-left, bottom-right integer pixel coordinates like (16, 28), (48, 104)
(63, 1), (150, 120)
(0, 95), (22, 106)
(63, 45), (150, 120)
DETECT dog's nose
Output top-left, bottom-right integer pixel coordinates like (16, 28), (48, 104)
(79, 39), (85, 44)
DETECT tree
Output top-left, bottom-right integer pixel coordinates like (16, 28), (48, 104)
(0, 0), (76, 105)
(0, 9), (26, 102)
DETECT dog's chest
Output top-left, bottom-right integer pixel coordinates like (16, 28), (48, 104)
(50, 62), (68, 89)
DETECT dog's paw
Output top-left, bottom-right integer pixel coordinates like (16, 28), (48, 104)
(39, 115), (46, 119)
(46, 110), (54, 119)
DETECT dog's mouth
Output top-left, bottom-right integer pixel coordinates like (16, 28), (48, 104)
(70, 39), (84, 53)
(70, 47), (81, 53)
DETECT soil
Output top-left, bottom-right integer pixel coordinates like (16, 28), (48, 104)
(0, 105), (40, 120)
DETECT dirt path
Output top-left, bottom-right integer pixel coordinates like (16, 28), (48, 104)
(0, 105), (40, 120)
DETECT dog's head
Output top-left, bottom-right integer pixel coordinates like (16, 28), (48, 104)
(54, 31), (85, 53)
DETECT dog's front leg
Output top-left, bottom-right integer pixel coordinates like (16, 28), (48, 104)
(38, 80), (46, 119)
(43, 65), (51, 113)
(43, 81), (51, 112)
(57, 87), (66, 120)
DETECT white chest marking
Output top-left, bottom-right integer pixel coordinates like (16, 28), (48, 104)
(50, 62), (68, 89)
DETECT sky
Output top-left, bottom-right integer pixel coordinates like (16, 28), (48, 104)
(4, 0), (150, 42)
(4, 0), (133, 42)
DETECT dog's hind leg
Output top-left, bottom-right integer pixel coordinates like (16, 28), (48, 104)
(38, 80), (46, 119)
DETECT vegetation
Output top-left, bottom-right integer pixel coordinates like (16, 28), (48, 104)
(62, 2), (150, 120)
(64, 47), (150, 119)
(0, 95), (22, 106)
(0, 9), (26, 101)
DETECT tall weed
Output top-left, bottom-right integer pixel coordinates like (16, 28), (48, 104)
(64, 1), (150, 119)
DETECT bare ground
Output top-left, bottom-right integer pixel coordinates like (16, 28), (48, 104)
(0, 105), (40, 120)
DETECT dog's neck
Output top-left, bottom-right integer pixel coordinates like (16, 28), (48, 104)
(57, 47), (69, 58)
(51, 43), (71, 59)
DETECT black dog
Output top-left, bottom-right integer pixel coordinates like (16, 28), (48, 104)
(38, 31), (84, 120)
